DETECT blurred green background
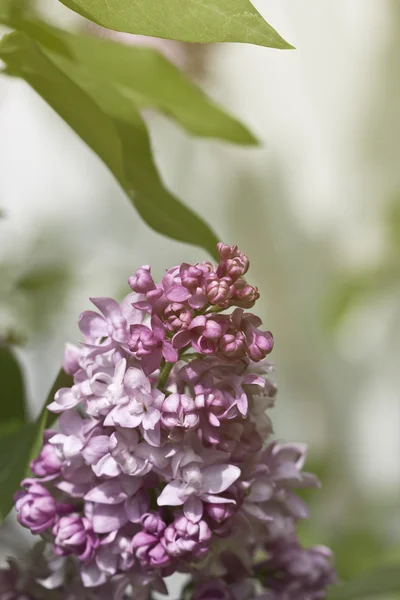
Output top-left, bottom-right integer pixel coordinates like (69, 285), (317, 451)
(0, 0), (399, 598)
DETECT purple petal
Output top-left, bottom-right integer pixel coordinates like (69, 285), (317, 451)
(172, 329), (193, 349)
(92, 504), (128, 533)
(162, 341), (178, 363)
(166, 285), (191, 302)
(125, 492), (149, 523)
(157, 481), (187, 506)
(104, 405), (143, 428)
(151, 315), (165, 341)
(92, 454), (120, 478)
(90, 297), (121, 320)
(141, 406), (161, 430)
(119, 292), (143, 324)
(78, 311), (107, 339)
(202, 464), (241, 494)
(183, 495), (203, 523)
(141, 348), (163, 376)
(49, 388), (80, 412)
(81, 561), (108, 587)
(142, 425), (160, 447)
(84, 481), (127, 505)
(95, 546), (118, 576)
(82, 436), (110, 465)
(124, 367), (151, 393)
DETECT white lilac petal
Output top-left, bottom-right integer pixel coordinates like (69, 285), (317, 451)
(142, 425), (161, 447)
(90, 297), (121, 321)
(201, 464), (241, 494)
(157, 481), (188, 506)
(92, 454), (120, 478)
(80, 561), (108, 587)
(84, 481), (128, 504)
(183, 495), (203, 523)
(95, 546), (118, 576)
(82, 436), (110, 464)
(200, 493), (236, 504)
(124, 367), (152, 394)
(92, 504), (129, 533)
(141, 406), (161, 430)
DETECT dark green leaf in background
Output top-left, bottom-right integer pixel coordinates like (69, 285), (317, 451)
(0, 346), (26, 428)
(58, 0), (293, 49)
(0, 366), (73, 522)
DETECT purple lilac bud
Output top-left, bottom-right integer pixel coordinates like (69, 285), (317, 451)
(161, 393), (199, 430)
(14, 483), (57, 534)
(216, 244), (249, 280)
(205, 276), (234, 307)
(245, 325), (274, 362)
(180, 263), (205, 290)
(128, 265), (156, 293)
(162, 515), (211, 559)
(53, 514), (99, 562)
(219, 331), (247, 359)
(141, 512), (166, 536)
(231, 282), (260, 309)
(129, 325), (159, 357)
(164, 302), (193, 332)
(30, 440), (62, 479)
(132, 515), (171, 569)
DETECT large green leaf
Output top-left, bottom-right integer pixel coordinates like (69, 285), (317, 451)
(327, 565), (400, 600)
(0, 367), (73, 522)
(0, 346), (26, 427)
(30, 21), (258, 145)
(0, 32), (125, 182)
(58, 0), (293, 49)
(0, 32), (219, 257)
(42, 53), (220, 255)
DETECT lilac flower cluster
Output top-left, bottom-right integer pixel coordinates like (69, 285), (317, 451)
(11, 243), (335, 600)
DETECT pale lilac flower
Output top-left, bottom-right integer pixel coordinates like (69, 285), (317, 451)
(157, 462), (241, 521)
(161, 393), (199, 430)
(79, 294), (142, 353)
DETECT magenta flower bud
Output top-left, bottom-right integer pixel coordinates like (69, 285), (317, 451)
(14, 483), (57, 534)
(180, 263), (205, 290)
(128, 325), (158, 357)
(128, 265), (156, 293)
(164, 302), (193, 332)
(161, 393), (199, 430)
(231, 283), (260, 309)
(53, 514), (99, 562)
(141, 512), (166, 536)
(219, 331), (247, 358)
(216, 244), (249, 280)
(245, 326), (274, 362)
(162, 515), (211, 558)
(206, 277), (234, 307)
(205, 502), (236, 524)
(30, 442), (62, 478)
(132, 530), (171, 569)
(216, 243), (236, 261)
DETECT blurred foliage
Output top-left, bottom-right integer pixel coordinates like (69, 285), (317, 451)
(0, 346), (26, 427)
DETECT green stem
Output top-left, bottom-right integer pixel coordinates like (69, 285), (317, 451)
(157, 361), (174, 390)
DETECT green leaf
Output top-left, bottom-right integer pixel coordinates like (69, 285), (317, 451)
(32, 21), (258, 145)
(58, 0), (293, 49)
(0, 346), (26, 426)
(0, 417), (45, 520)
(327, 565), (400, 600)
(0, 366), (72, 522)
(0, 32), (219, 258)
(43, 54), (220, 256)
(0, 32), (125, 183)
